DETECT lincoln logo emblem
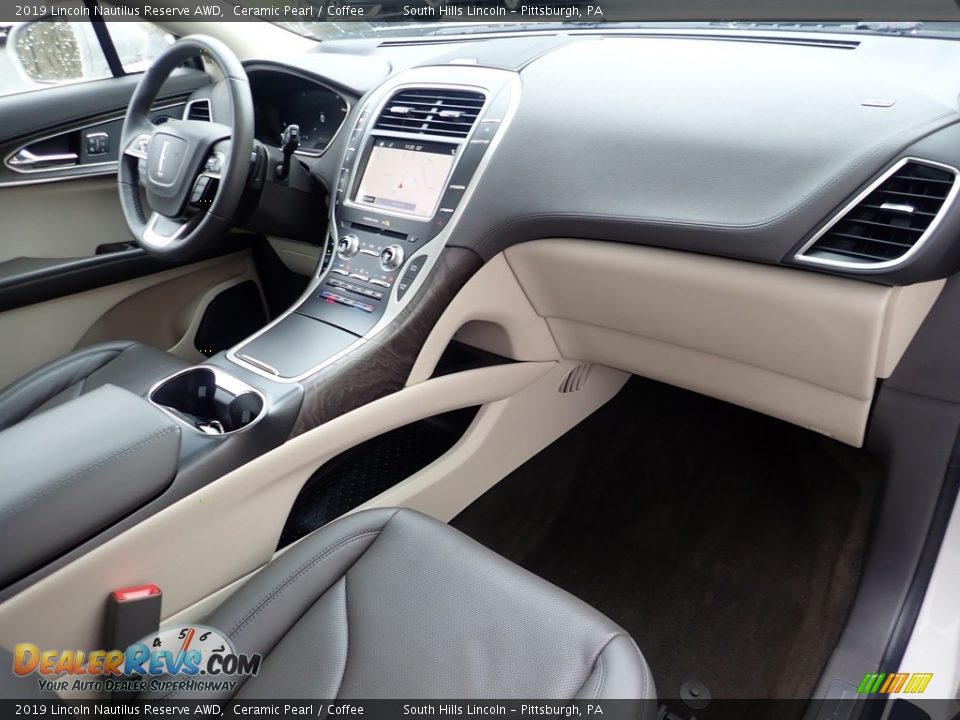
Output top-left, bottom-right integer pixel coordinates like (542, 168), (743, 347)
(157, 140), (170, 178)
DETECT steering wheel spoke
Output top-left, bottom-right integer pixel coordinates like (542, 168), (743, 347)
(123, 132), (153, 160)
(142, 212), (199, 249)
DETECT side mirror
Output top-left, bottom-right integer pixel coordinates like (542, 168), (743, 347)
(5, 18), (173, 90)
(8, 19), (96, 85)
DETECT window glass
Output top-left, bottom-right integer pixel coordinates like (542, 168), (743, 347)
(0, 15), (174, 98)
(107, 21), (175, 73)
(9, 21), (110, 87)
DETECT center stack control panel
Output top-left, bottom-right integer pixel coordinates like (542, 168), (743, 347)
(295, 69), (516, 337)
(230, 67), (517, 380)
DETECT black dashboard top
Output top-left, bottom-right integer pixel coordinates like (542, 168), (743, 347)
(246, 29), (960, 285)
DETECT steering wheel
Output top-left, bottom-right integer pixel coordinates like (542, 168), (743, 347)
(118, 36), (253, 260)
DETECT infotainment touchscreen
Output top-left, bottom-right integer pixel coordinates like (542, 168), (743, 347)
(353, 139), (458, 219)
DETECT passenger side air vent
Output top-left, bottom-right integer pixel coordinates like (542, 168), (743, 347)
(185, 99), (211, 122)
(559, 364), (592, 394)
(798, 159), (958, 268)
(374, 88), (485, 139)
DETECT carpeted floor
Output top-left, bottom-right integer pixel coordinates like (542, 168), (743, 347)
(280, 407), (479, 548)
(452, 376), (879, 701)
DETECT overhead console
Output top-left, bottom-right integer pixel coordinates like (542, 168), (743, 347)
(230, 66), (518, 381)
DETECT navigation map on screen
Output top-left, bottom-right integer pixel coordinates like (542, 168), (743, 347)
(355, 140), (457, 218)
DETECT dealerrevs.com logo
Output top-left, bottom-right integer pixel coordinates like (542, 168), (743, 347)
(12, 625), (262, 694)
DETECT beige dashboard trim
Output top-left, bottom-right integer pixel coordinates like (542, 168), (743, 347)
(876, 280), (946, 378)
(266, 236), (323, 277)
(0, 361), (554, 686)
(407, 253), (560, 384)
(497, 239), (943, 447)
(0, 239), (943, 671)
(0, 358), (629, 694)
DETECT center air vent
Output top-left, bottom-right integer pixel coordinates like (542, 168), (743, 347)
(185, 99), (211, 122)
(797, 159), (958, 268)
(374, 88), (485, 139)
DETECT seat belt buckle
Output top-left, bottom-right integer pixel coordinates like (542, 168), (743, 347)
(105, 584), (162, 652)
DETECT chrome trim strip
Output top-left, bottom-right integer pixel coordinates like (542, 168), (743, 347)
(0, 167), (118, 188)
(226, 67), (521, 383)
(183, 98), (212, 123)
(237, 354), (279, 376)
(794, 157), (960, 271)
(0, 102), (186, 186)
(8, 148), (79, 169)
(124, 133), (153, 160)
(142, 212), (190, 249)
(342, 82), (489, 223)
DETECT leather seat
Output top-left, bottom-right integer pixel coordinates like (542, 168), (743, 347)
(0, 508), (656, 701)
(145, 507), (656, 701)
(0, 341), (189, 432)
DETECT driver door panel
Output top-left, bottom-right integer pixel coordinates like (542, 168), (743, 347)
(0, 69), (207, 268)
(0, 67), (263, 387)
(0, 68), (206, 188)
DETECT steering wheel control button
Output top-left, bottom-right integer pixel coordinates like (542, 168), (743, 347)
(190, 176), (213, 206)
(379, 244), (404, 272)
(204, 153), (223, 175)
(337, 234), (360, 259)
(396, 254), (427, 301)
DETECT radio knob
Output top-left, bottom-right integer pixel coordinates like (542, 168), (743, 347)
(337, 234), (359, 259)
(379, 244), (404, 272)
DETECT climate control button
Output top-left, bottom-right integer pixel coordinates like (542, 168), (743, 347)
(379, 244), (404, 272)
(337, 234), (360, 259)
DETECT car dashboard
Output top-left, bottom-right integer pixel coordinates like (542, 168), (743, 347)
(206, 28), (960, 448)
(239, 30), (960, 285)
(249, 68), (349, 155)
(4, 28), (960, 695)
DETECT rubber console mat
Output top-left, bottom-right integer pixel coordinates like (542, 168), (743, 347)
(451, 376), (879, 702)
(279, 406), (479, 548)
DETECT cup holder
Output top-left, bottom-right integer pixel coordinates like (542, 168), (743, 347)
(150, 367), (265, 435)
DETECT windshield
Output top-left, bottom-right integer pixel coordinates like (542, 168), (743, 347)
(275, 19), (960, 42)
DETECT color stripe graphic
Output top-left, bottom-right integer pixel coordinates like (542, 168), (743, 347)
(857, 672), (933, 694)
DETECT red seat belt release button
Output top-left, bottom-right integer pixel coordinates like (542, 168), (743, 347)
(106, 584), (162, 651)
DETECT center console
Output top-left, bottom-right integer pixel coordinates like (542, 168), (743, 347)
(226, 66), (519, 383)
(0, 66), (520, 600)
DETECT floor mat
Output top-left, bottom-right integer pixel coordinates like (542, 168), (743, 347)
(451, 376), (879, 701)
(279, 407), (478, 548)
